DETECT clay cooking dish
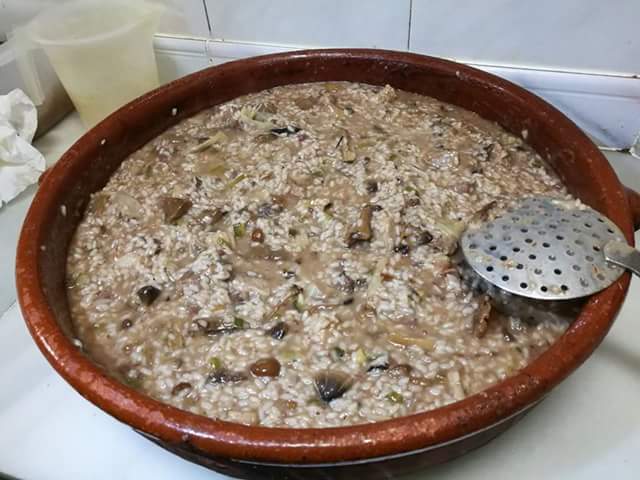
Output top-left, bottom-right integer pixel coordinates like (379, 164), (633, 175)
(16, 49), (640, 479)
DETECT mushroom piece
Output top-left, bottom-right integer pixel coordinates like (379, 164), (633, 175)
(137, 285), (161, 306)
(206, 368), (247, 384)
(337, 129), (356, 163)
(388, 364), (413, 377)
(314, 371), (352, 402)
(418, 230), (434, 245)
(198, 208), (226, 230)
(266, 321), (289, 340)
(270, 125), (301, 137)
(365, 179), (379, 194)
(251, 228), (265, 243)
(470, 200), (498, 224)
(171, 382), (192, 395)
(249, 357), (281, 377)
(161, 196), (192, 224)
(345, 205), (374, 247)
(367, 352), (390, 373)
(473, 295), (492, 338)
(265, 285), (303, 321)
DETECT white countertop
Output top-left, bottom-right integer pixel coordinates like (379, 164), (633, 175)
(2, 113), (640, 480)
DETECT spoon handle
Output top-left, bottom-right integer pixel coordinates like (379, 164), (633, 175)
(604, 240), (640, 277)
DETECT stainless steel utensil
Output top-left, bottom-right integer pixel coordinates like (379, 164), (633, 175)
(458, 197), (639, 320)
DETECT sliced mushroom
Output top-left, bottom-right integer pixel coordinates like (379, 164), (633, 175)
(266, 321), (289, 340)
(251, 228), (265, 243)
(205, 325), (242, 336)
(470, 200), (498, 224)
(365, 179), (379, 194)
(388, 364), (413, 377)
(433, 218), (467, 255)
(367, 352), (390, 372)
(171, 382), (192, 395)
(473, 295), (492, 338)
(418, 230), (434, 245)
(346, 205), (374, 247)
(271, 125), (301, 137)
(314, 371), (351, 402)
(393, 244), (410, 256)
(120, 318), (133, 330)
(161, 197), (192, 224)
(206, 368), (247, 384)
(265, 285), (303, 321)
(137, 285), (161, 306)
(198, 208), (226, 230)
(337, 129), (356, 163)
(249, 357), (281, 377)
(190, 317), (214, 334)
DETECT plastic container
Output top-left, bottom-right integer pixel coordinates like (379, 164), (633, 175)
(0, 38), (73, 137)
(16, 0), (163, 127)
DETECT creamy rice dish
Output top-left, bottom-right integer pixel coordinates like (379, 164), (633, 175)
(67, 82), (572, 428)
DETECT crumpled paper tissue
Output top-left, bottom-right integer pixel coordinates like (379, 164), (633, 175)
(0, 88), (46, 207)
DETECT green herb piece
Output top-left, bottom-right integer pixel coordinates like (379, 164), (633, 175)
(386, 391), (404, 404)
(216, 237), (232, 249)
(209, 356), (222, 370)
(354, 348), (367, 366)
(293, 292), (305, 312)
(226, 173), (247, 190)
(233, 223), (246, 238)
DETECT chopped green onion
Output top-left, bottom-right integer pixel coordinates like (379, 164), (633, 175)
(225, 173), (246, 190)
(280, 349), (299, 361)
(355, 348), (367, 366)
(293, 292), (305, 312)
(386, 391), (404, 404)
(233, 223), (246, 238)
(233, 317), (246, 329)
(216, 237), (232, 249)
(209, 357), (222, 370)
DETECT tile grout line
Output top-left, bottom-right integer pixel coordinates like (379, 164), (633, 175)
(407, 0), (413, 51)
(201, 0), (212, 36)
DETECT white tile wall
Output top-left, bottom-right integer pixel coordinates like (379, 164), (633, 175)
(160, 0), (210, 37)
(410, 0), (640, 74)
(204, 0), (411, 49)
(3, 1), (639, 75)
(0, 0), (210, 39)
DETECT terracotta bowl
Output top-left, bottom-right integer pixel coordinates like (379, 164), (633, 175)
(16, 49), (640, 479)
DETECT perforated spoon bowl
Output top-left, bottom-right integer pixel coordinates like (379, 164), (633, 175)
(459, 197), (639, 306)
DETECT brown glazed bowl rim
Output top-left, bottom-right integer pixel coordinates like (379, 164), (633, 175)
(16, 49), (633, 465)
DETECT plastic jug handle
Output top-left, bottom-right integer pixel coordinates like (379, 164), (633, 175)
(9, 26), (45, 106)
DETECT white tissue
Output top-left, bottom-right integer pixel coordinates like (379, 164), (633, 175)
(0, 88), (45, 207)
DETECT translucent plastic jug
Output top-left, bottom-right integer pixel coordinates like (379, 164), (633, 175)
(15, 0), (163, 127)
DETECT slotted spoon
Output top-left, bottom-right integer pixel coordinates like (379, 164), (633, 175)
(458, 197), (639, 320)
